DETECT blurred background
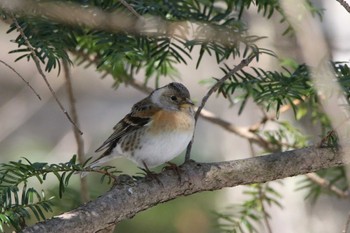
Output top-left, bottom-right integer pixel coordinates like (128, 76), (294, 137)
(1, 1), (350, 232)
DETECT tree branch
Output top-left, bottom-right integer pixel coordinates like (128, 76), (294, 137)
(23, 146), (346, 233)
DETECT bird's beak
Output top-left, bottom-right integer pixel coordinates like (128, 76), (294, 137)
(183, 98), (194, 106)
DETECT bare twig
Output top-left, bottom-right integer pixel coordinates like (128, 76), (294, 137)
(193, 57), (255, 125)
(318, 116), (350, 147)
(305, 173), (348, 198)
(118, 0), (141, 18)
(127, 78), (154, 93)
(0, 59), (41, 100)
(185, 55), (256, 161)
(200, 108), (276, 149)
(82, 168), (118, 183)
(9, 14), (83, 135)
(62, 60), (89, 202)
(336, 0), (350, 13)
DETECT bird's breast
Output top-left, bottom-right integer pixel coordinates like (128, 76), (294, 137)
(149, 110), (194, 133)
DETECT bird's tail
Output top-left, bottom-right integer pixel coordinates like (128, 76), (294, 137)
(80, 154), (119, 178)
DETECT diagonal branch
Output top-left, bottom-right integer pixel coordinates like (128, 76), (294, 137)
(118, 0), (141, 18)
(9, 15), (83, 135)
(22, 146), (346, 233)
(305, 173), (349, 198)
(0, 59), (41, 100)
(185, 56), (256, 160)
(199, 108), (276, 150)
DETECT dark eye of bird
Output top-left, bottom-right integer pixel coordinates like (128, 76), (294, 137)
(171, 96), (178, 101)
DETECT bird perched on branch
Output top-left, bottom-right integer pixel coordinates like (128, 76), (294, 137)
(91, 82), (195, 172)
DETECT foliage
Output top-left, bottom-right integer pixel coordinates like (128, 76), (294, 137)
(218, 62), (350, 117)
(0, 156), (119, 231)
(1, 0), (293, 85)
(0, 183), (53, 232)
(297, 166), (348, 203)
(6, 17), (77, 74)
(215, 183), (282, 233)
(261, 121), (309, 150)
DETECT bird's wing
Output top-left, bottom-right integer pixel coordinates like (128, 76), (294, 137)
(94, 98), (160, 154)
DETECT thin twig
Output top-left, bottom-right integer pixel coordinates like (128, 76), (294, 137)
(62, 60), (89, 202)
(185, 55), (256, 161)
(305, 173), (348, 198)
(83, 168), (118, 183)
(318, 116), (350, 147)
(9, 14), (83, 135)
(118, 0), (141, 18)
(0, 59), (41, 100)
(336, 0), (350, 13)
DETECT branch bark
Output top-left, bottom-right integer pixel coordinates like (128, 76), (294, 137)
(23, 146), (346, 233)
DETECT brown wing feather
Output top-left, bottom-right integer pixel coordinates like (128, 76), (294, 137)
(94, 97), (160, 155)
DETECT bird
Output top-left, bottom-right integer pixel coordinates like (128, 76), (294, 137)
(90, 82), (195, 172)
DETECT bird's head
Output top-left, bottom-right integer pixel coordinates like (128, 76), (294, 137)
(151, 82), (194, 111)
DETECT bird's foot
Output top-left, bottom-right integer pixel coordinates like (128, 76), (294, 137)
(162, 162), (182, 182)
(139, 162), (162, 185)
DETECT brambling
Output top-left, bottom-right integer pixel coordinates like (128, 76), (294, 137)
(91, 82), (195, 171)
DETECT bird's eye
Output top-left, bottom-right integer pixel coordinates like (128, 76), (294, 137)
(170, 96), (178, 101)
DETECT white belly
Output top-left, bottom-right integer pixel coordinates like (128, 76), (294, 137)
(117, 130), (193, 168)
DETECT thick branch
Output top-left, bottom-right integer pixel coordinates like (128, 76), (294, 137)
(23, 146), (346, 233)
